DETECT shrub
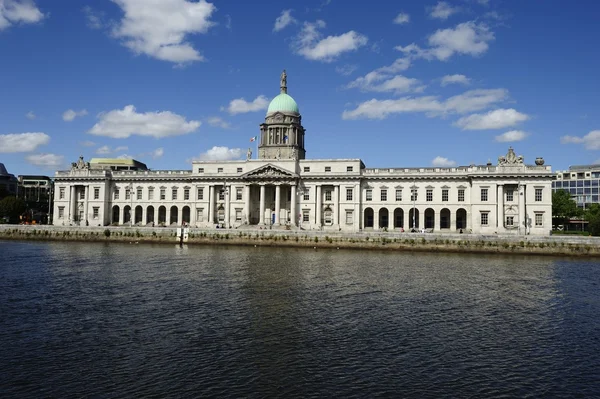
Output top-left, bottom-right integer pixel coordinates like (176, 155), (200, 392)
(104, 229), (111, 237)
(314, 236), (318, 243)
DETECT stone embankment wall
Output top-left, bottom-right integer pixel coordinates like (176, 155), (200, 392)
(1, 225), (599, 257)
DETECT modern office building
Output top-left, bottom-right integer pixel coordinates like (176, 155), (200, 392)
(52, 72), (554, 235)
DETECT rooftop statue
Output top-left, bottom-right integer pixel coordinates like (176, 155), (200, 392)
(280, 69), (287, 93)
(71, 156), (89, 170)
(498, 147), (524, 165)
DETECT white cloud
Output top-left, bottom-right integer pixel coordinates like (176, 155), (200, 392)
(25, 153), (64, 168)
(189, 146), (243, 161)
(151, 147), (164, 159)
(393, 12), (410, 24)
(273, 9), (296, 32)
(293, 20), (368, 62)
(455, 108), (529, 130)
(342, 88), (507, 120)
(25, 111), (36, 120)
(111, 0), (216, 64)
(95, 145), (129, 155)
(223, 95), (269, 115)
(335, 64), (357, 76)
(347, 72), (424, 94)
(83, 6), (103, 29)
(116, 153), (133, 159)
(429, 1), (459, 20)
(87, 105), (201, 138)
(495, 130), (528, 142)
(0, 0), (45, 31)
(432, 156), (456, 167)
(441, 74), (470, 86)
(561, 130), (600, 150)
(0, 132), (50, 153)
(80, 140), (96, 147)
(206, 116), (231, 129)
(62, 109), (88, 122)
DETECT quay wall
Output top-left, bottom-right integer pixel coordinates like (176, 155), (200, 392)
(1, 225), (599, 257)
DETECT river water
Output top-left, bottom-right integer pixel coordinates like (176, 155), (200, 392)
(1, 240), (599, 398)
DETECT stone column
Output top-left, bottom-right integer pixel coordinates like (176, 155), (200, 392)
(178, 207), (183, 226)
(290, 184), (297, 226)
(244, 185), (251, 224)
(274, 184), (281, 225)
(497, 184), (504, 230)
(259, 184), (266, 225)
(83, 185), (89, 224)
(435, 211), (441, 231)
(316, 185), (322, 227)
(209, 185), (215, 225)
(334, 185), (340, 226)
(374, 209), (379, 231)
(142, 206), (147, 226)
(69, 185), (76, 222)
(518, 184), (525, 235)
(225, 184), (231, 228)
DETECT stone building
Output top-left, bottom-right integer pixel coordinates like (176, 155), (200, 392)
(53, 72), (553, 235)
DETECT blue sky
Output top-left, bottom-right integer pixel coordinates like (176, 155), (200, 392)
(1, 0), (599, 176)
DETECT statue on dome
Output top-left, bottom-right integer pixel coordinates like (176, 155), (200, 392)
(280, 69), (287, 93)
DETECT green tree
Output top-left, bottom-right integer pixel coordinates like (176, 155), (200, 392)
(552, 190), (581, 227)
(0, 196), (27, 223)
(584, 203), (600, 236)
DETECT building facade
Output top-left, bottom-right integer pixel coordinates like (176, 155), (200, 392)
(53, 72), (554, 235)
(553, 164), (600, 208)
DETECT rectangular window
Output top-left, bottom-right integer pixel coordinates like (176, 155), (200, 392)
(381, 189), (387, 201)
(59, 187), (65, 199)
(160, 189), (166, 200)
(198, 168), (204, 173)
(196, 208), (204, 222)
(325, 190), (332, 201)
(217, 168), (223, 173)
(197, 187), (204, 200)
(184, 188), (190, 200)
(506, 190), (513, 202)
(237, 167), (242, 173)
(346, 188), (353, 201)
(94, 187), (100, 200)
(236, 188), (243, 201)
(137, 188), (142, 200)
(219, 190), (225, 201)
(125, 189), (130, 200)
(148, 188), (154, 200)
(304, 166), (310, 172)
(114, 189), (119, 200)
(303, 189), (310, 201)
(442, 189), (448, 202)
(481, 188), (488, 201)
(458, 189), (465, 202)
(535, 213), (543, 226)
(506, 216), (514, 226)
(172, 188), (178, 200)
(345, 210), (353, 224)
(347, 166), (353, 172)
(396, 189), (402, 201)
(481, 212), (489, 226)
(535, 188), (543, 202)
(79, 191), (85, 200)
(426, 189), (433, 202)
(411, 189), (418, 202)
(302, 210), (310, 222)
(366, 189), (372, 201)
(93, 207), (99, 219)
(58, 206), (64, 218)
(235, 209), (242, 221)
(325, 166), (331, 172)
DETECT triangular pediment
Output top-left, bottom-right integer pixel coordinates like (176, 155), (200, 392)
(242, 163), (297, 180)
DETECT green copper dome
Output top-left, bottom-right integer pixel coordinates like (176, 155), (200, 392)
(267, 93), (299, 114)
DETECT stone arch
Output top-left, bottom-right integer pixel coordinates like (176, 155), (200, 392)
(170, 206), (178, 225)
(134, 205), (143, 225)
(123, 205), (131, 224)
(158, 206), (166, 224)
(440, 208), (451, 229)
(379, 208), (389, 229)
(456, 208), (467, 230)
(393, 208), (404, 229)
(323, 206), (333, 226)
(112, 205), (120, 225)
(364, 207), (374, 228)
(424, 208), (435, 230)
(408, 208), (419, 229)
(182, 206), (191, 224)
(146, 206), (155, 225)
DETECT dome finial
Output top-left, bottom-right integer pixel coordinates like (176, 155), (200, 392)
(280, 69), (287, 94)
